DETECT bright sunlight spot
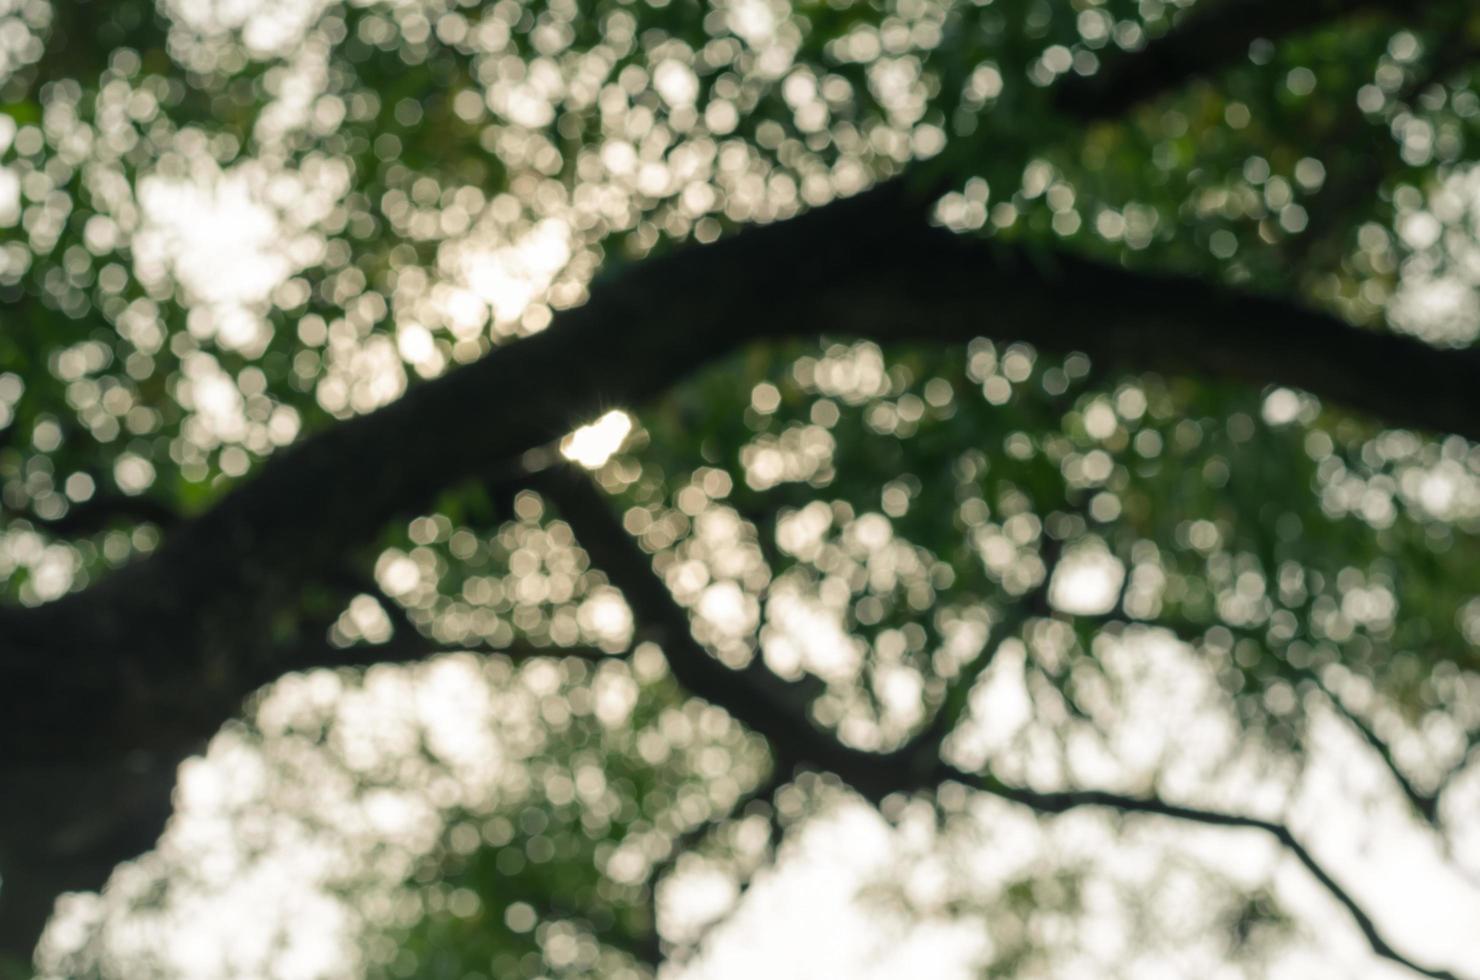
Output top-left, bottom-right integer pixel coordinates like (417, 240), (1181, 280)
(560, 410), (634, 469)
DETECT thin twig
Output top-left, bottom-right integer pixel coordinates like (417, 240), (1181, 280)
(957, 768), (1463, 980)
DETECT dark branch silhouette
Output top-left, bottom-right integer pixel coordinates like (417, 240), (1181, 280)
(2, 0), (1478, 962)
(1054, 0), (1413, 120)
(959, 773), (1463, 980)
(543, 465), (1466, 980)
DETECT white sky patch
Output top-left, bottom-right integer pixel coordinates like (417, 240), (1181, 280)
(161, 0), (331, 59)
(677, 804), (987, 980)
(659, 865), (741, 945)
(1387, 165), (1480, 346)
(654, 60), (701, 109)
(1286, 709), (1480, 971)
(133, 158), (346, 356)
(396, 323), (437, 365)
(458, 218), (573, 328)
(1388, 276), (1480, 346)
(560, 410), (633, 469)
(762, 586), (860, 682)
(0, 165), (20, 226)
(30, 625), (1480, 980)
(1262, 387), (1304, 426)
(113, 453), (157, 495)
(698, 580), (754, 639)
(949, 640), (1032, 764)
(137, 172), (290, 306)
(577, 587), (635, 652)
(688, 634), (1480, 980)
(1049, 547), (1126, 616)
(316, 334), (406, 417)
(176, 352), (248, 446)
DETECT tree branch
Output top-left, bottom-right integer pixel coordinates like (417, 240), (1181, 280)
(14, 176), (1480, 683)
(0, 0), (1472, 963)
(894, 532), (1062, 767)
(1285, 15), (1480, 271)
(277, 632), (610, 677)
(646, 764), (792, 964)
(1054, 0), (1407, 120)
(1104, 609), (1480, 839)
(1434, 737), (1480, 804)
(2, 172), (1477, 962)
(538, 468), (1464, 980)
(5, 491), (179, 538)
(956, 769), (1463, 980)
(526, 466), (877, 790)
(1310, 676), (1441, 826)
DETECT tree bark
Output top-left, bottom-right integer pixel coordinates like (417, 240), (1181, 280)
(3, 173), (1480, 961)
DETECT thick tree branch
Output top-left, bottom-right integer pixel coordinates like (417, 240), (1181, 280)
(0, 0), (1471, 965)
(3, 172), (1478, 962)
(14, 176), (1480, 687)
(1054, 0), (1407, 120)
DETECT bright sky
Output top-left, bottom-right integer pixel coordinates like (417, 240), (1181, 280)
(32, 565), (1480, 979)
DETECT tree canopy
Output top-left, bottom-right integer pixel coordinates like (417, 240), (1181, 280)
(2, 0), (1480, 976)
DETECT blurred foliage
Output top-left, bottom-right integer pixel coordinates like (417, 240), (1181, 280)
(3, 0), (1480, 977)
